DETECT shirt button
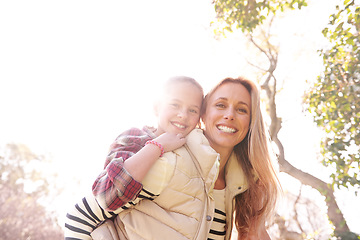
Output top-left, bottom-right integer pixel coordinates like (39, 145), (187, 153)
(206, 215), (212, 221)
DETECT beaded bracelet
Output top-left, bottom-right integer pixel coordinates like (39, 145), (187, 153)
(145, 140), (165, 157)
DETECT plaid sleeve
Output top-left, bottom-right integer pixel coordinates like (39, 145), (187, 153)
(92, 128), (152, 211)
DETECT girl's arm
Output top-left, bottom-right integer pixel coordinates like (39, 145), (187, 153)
(123, 132), (185, 182)
(65, 194), (116, 240)
(92, 128), (185, 211)
(92, 128), (149, 211)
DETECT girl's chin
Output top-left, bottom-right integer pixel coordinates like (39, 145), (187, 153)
(169, 128), (189, 136)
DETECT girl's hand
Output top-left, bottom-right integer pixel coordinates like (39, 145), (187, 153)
(154, 132), (186, 153)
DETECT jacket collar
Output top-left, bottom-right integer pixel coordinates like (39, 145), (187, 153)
(180, 129), (220, 193)
(224, 151), (249, 240)
(225, 151), (249, 196)
(184, 129), (220, 178)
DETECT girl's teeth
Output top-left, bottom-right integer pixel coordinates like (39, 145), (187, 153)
(218, 125), (236, 133)
(174, 123), (185, 129)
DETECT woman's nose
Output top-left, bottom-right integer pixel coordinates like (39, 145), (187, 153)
(224, 108), (234, 120)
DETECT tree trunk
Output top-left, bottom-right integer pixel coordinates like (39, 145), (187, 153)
(263, 77), (351, 236)
(254, 33), (352, 236)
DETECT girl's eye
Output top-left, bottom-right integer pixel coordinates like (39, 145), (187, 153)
(189, 109), (198, 114)
(170, 103), (179, 108)
(215, 103), (225, 108)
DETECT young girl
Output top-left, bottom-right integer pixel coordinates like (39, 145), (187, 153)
(64, 76), (220, 239)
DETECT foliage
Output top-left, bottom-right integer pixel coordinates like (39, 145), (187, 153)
(212, 0), (359, 237)
(0, 143), (64, 240)
(306, 0), (360, 191)
(213, 0), (307, 33)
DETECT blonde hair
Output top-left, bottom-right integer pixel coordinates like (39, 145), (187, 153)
(156, 76), (204, 107)
(162, 76), (203, 98)
(202, 77), (281, 238)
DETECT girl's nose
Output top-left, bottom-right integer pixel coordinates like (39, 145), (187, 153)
(177, 109), (188, 118)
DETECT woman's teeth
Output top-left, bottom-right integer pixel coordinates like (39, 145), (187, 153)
(217, 125), (236, 133)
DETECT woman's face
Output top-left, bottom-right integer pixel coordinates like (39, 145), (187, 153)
(202, 82), (251, 152)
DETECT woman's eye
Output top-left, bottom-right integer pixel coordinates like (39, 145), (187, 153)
(237, 108), (248, 113)
(189, 109), (198, 114)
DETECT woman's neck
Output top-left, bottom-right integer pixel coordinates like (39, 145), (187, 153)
(212, 146), (232, 167)
(213, 146), (233, 190)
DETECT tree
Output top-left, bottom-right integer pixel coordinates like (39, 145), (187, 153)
(0, 143), (64, 240)
(306, 0), (360, 192)
(212, 0), (359, 238)
(213, 0), (307, 33)
(246, 23), (353, 239)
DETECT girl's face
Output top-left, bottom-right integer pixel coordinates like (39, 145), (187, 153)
(202, 82), (251, 153)
(155, 82), (202, 137)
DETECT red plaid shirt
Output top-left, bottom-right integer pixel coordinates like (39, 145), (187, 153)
(92, 126), (156, 211)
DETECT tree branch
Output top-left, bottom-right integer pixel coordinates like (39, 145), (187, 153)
(249, 26), (351, 235)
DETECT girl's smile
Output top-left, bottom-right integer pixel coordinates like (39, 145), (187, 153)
(172, 121), (186, 129)
(155, 81), (203, 137)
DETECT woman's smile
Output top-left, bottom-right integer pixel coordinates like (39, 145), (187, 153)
(202, 82), (251, 153)
(216, 124), (237, 133)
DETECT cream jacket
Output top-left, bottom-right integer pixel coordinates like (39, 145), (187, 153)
(92, 129), (249, 240)
(223, 151), (249, 240)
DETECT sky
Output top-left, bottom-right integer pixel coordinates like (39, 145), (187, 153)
(1, 0), (359, 235)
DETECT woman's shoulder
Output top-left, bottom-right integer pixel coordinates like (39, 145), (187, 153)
(186, 128), (214, 151)
(184, 128), (219, 164)
(186, 128), (206, 142)
(225, 152), (249, 193)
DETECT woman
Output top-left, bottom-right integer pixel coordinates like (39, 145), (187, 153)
(89, 76), (281, 240)
(201, 77), (281, 239)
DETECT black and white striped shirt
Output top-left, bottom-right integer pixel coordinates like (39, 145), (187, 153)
(208, 188), (226, 240)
